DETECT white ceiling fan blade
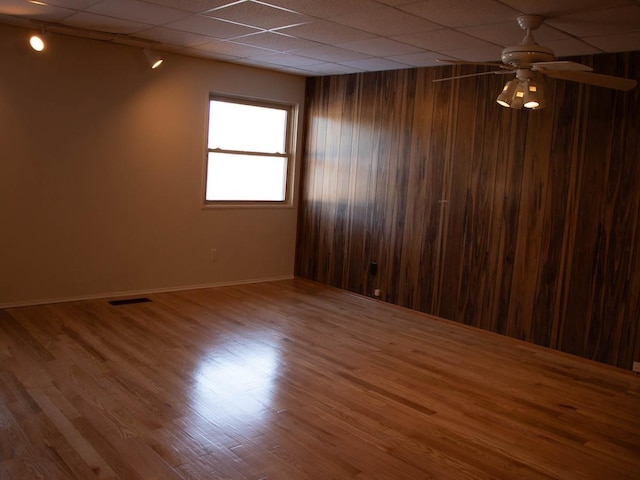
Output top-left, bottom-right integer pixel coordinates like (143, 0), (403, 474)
(436, 59), (513, 70)
(432, 70), (515, 83)
(543, 70), (637, 91)
(532, 61), (593, 72)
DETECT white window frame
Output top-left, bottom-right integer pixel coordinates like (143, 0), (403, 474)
(203, 94), (296, 208)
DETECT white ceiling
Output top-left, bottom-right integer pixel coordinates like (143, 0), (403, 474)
(2, 0), (640, 76)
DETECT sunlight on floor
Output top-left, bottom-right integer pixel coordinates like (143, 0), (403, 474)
(190, 339), (281, 432)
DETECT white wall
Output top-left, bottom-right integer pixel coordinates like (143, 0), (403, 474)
(0, 24), (306, 307)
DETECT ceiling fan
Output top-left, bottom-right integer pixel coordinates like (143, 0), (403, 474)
(434, 15), (638, 110)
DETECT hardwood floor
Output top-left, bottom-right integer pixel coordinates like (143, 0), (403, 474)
(1, 278), (639, 479)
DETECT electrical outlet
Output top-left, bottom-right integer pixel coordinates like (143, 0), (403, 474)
(210, 248), (218, 262)
(633, 362), (640, 373)
(374, 289), (381, 297)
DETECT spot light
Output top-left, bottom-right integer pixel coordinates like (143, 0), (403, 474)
(29, 33), (46, 52)
(143, 48), (163, 69)
(523, 78), (545, 110)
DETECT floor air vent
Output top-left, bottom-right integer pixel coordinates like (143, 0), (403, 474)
(108, 297), (151, 306)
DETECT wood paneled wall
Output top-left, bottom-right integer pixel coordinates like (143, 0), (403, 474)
(295, 52), (640, 369)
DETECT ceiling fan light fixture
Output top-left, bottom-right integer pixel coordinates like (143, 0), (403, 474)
(508, 82), (525, 110)
(523, 82), (541, 109)
(497, 72), (545, 111)
(523, 76), (546, 109)
(496, 79), (518, 107)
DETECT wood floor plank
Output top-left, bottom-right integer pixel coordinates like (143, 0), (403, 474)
(1, 278), (639, 479)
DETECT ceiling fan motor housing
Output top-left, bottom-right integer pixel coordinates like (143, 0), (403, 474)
(502, 15), (555, 67)
(501, 44), (555, 67)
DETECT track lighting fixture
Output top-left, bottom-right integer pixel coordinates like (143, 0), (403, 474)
(143, 48), (163, 69)
(29, 31), (46, 52)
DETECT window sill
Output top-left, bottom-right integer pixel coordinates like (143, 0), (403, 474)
(201, 201), (295, 210)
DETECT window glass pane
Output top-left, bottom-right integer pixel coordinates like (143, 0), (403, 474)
(206, 153), (287, 201)
(208, 100), (287, 153)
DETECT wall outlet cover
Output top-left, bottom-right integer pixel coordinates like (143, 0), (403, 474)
(633, 361), (640, 373)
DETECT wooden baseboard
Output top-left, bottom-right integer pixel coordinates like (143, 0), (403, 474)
(0, 275), (294, 309)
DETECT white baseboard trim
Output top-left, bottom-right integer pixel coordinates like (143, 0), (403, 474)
(0, 275), (294, 309)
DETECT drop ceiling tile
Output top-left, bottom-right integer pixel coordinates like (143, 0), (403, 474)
(229, 56), (283, 69)
(166, 14), (261, 38)
(438, 45), (504, 62)
(296, 63), (362, 75)
(586, 32), (640, 52)
(3, 0), (639, 76)
(542, 38), (602, 58)
(277, 19), (375, 44)
(330, 4), (441, 36)
(233, 58), (314, 75)
(112, 36), (156, 47)
(261, 0), (380, 18)
(87, 0), (189, 25)
(339, 37), (423, 56)
(295, 44), (372, 62)
(387, 51), (456, 67)
(136, 26), (215, 47)
(394, 28), (493, 51)
(194, 39), (275, 56)
(375, 0), (423, 5)
(60, 12), (151, 34)
(400, 0), (520, 28)
(248, 52), (323, 67)
(232, 31), (322, 51)
(273, 66), (318, 75)
(36, 0), (102, 9)
(458, 22), (573, 47)
(139, 0), (238, 13)
(0, 0), (75, 21)
(546, 6), (640, 37)
(203, 1), (312, 30)
(150, 43), (187, 52)
(456, 22), (524, 46)
(339, 57), (412, 71)
(498, 0), (632, 16)
(180, 46), (237, 60)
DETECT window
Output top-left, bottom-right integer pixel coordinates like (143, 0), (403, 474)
(205, 95), (294, 205)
